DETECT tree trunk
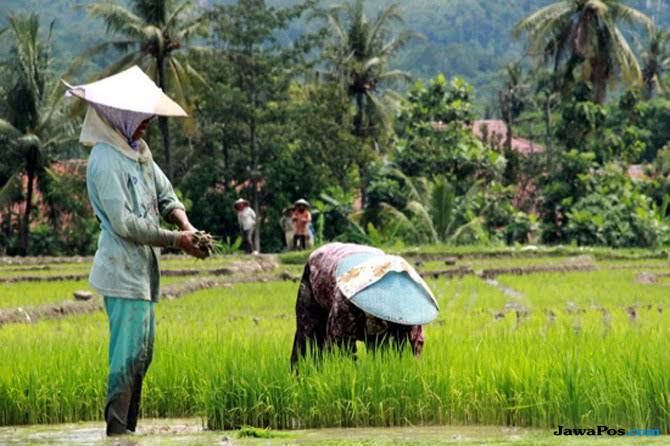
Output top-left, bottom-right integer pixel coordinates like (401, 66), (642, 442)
(248, 43), (260, 254)
(19, 147), (38, 256)
(157, 56), (174, 181)
(250, 120), (260, 254)
(643, 62), (657, 100)
(354, 93), (364, 137)
(499, 90), (513, 151)
(591, 58), (608, 105)
(544, 96), (553, 156)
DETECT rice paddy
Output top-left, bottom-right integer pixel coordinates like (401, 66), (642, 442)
(0, 249), (668, 444)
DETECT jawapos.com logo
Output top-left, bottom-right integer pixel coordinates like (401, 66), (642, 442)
(553, 426), (662, 437)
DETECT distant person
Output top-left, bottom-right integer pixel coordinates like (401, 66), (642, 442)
(290, 243), (439, 369)
(292, 199), (311, 250)
(65, 66), (206, 436)
(280, 206), (295, 251)
(234, 198), (257, 254)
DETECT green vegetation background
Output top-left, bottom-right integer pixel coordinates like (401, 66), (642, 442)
(3, 0), (668, 109)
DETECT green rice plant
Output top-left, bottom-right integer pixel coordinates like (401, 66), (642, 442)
(0, 280), (95, 309)
(0, 264), (668, 434)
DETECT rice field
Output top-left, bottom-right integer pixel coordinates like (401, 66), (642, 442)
(0, 250), (668, 444)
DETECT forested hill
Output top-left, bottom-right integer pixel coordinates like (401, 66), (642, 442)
(2, 0), (669, 106)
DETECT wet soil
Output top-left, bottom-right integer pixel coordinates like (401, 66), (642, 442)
(0, 419), (665, 445)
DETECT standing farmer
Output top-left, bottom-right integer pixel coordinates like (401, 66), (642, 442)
(279, 206), (295, 251)
(291, 199), (311, 250)
(233, 198), (257, 254)
(65, 66), (205, 436)
(290, 243), (439, 369)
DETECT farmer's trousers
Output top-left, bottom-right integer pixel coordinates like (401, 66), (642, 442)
(104, 297), (155, 436)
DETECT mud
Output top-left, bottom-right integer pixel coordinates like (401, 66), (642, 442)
(1, 419), (665, 445)
(419, 262), (597, 279)
(403, 249), (668, 262)
(0, 257), (279, 284)
(484, 278), (525, 299)
(0, 265), (52, 272)
(421, 267), (473, 279)
(635, 272), (658, 284)
(0, 256), (91, 266)
(478, 262), (596, 279)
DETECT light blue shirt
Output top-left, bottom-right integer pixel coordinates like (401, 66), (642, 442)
(86, 142), (184, 301)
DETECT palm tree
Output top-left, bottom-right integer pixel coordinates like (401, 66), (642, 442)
(87, 0), (207, 180)
(515, 0), (653, 104)
(498, 62), (529, 150)
(362, 169), (486, 245)
(639, 27), (670, 99)
(313, 0), (415, 138)
(0, 14), (74, 255)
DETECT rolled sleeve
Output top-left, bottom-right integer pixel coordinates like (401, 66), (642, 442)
(153, 161), (185, 219)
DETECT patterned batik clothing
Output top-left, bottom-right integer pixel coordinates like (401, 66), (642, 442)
(290, 243), (425, 368)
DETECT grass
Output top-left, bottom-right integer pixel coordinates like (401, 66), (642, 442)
(498, 269), (670, 307)
(397, 244), (670, 260)
(0, 255), (244, 279)
(0, 280), (96, 309)
(0, 276), (192, 310)
(0, 265), (668, 433)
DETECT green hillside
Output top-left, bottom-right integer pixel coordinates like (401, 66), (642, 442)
(1, 0), (668, 107)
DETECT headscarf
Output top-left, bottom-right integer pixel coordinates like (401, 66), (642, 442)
(90, 103), (154, 151)
(79, 106), (153, 164)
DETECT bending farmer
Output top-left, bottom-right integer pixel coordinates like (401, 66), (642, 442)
(66, 66), (206, 436)
(290, 243), (439, 369)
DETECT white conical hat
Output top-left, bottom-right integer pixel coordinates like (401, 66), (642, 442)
(64, 66), (187, 117)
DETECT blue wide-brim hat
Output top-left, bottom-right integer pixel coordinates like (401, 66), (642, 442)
(336, 252), (439, 325)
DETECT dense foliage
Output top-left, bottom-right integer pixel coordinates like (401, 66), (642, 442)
(1, 0), (670, 254)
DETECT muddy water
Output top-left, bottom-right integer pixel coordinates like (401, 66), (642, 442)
(0, 420), (667, 445)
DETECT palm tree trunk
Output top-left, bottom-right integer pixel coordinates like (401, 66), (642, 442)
(250, 118), (260, 254)
(544, 96), (553, 155)
(591, 58), (608, 105)
(354, 93), (364, 137)
(643, 63), (657, 100)
(19, 147), (38, 256)
(353, 93), (369, 207)
(248, 43), (260, 254)
(157, 56), (174, 181)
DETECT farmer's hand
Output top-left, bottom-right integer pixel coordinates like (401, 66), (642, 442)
(177, 231), (207, 259)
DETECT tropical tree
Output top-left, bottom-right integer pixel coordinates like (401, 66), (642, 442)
(0, 14), (75, 255)
(313, 0), (415, 139)
(639, 26), (670, 99)
(87, 0), (208, 180)
(498, 62), (529, 150)
(514, 0), (653, 104)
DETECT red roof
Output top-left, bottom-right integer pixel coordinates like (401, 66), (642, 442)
(0, 159), (89, 228)
(472, 120), (544, 154)
(627, 164), (645, 180)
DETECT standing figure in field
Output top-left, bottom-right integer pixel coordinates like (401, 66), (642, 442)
(233, 198), (257, 254)
(280, 206), (295, 251)
(66, 66), (206, 436)
(292, 199), (311, 250)
(290, 243), (439, 369)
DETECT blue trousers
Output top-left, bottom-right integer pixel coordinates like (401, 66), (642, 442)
(104, 297), (155, 435)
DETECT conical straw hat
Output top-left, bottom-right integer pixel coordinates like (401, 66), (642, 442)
(64, 66), (187, 117)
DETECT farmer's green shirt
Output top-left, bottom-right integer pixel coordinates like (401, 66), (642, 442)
(86, 141), (184, 301)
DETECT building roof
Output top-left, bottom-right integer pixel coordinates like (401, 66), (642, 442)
(472, 120), (544, 154)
